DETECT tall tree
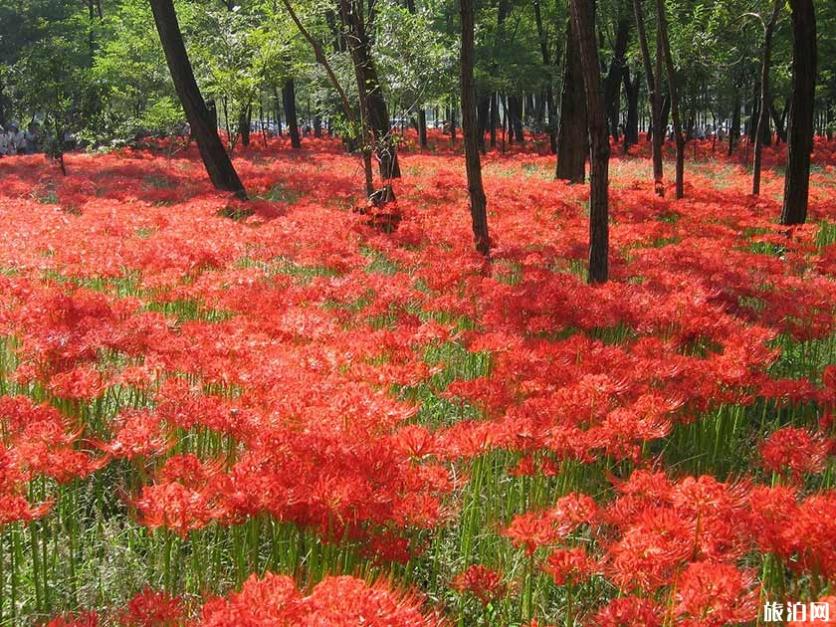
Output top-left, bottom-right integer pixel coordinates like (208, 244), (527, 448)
(781, 0), (817, 225)
(752, 0), (782, 196)
(459, 0), (490, 256)
(149, 0), (246, 198)
(655, 0), (685, 199)
(568, 0), (609, 283)
(282, 78), (301, 149)
(632, 0), (664, 195)
(604, 14), (631, 141)
(556, 18), (587, 182)
(338, 0), (401, 180)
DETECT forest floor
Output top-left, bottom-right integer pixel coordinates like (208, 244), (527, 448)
(0, 134), (834, 625)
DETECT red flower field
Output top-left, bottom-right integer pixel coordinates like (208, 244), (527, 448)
(0, 133), (833, 625)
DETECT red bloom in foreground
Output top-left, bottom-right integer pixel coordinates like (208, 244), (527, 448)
(451, 564), (506, 604)
(760, 427), (828, 480)
(542, 547), (595, 586)
(673, 561), (758, 626)
(118, 588), (183, 626)
(593, 597), (661, 627)
(199, 572), (438, 626)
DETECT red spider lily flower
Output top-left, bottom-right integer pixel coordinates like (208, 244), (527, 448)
(118, 588), (183, 626)
(607, 507), (694, 592)
(45, 611), (100, 627)
(0, 494), (54, 526)
(199, 572), (438, 626)
(593, 597), (662, 627)
(542, 547), (595, 586)
(503, 511), (563, 556)
(760, 427), (829, 480)
(451, 565), (506, 605)
(672, 561), (759, 626)
(99, 409), (171, 460)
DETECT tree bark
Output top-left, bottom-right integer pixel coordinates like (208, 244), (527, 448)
(568, 0), (609, 283)
(533, 0), (557, 153)
(338, 0), (401, 179)
(632, 0), (663, 194)
(623, 67), (640, 148)
(781, 0), (817, 225)
(459, 0), (490, 256)
(729, 86), (741, 156)
(752, 0), (782, 196)
(556, 18), (587, 182)
(604, 16), (631, 141)
(282, 78), (301, 149)
(149, 0), (246, 198)
(656, 0), (685, 198)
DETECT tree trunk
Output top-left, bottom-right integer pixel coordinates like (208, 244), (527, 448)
(556, 18), (587, 182)
(149, 0), (245, 197)
(656, 0), (685, 198)
(477, 95), (490, 152)
(509, 95), (524, 143)
(729, 86), (741, 155)
(604, 16), (630, 141)
(490, 93), (498, 147)
(569, 0), (609, 283)
(632, 0), (663, 194)
(283, 78), (301, 149)
(752, 0), (782, 196)
(533, 0), (557, 153)
(238, 104), (251, 147)
(623, 67), (640, 147)
(459, 0), (490, 256)
(418, 108), (428, 147)
(781, 0), (817, 225)
(314, 114), (322, 138)
(771, 97), (788, 142)
(338, 0), (400, 179)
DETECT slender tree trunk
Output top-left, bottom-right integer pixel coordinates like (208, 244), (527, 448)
(753, 0), (782, 196)
(509, 95), (524, 142)
(604, 16), (630, 141)
(623, 67), (640, 147)
(459, 0), (490, 256)
(781, 0), (817, 225)
(314, 114), (322, 138)
(632, 0), (663, 194)
(149, 0), (245, 197)
(238, 104), (251, 147)
(338, 0), (400, 179)
(490, 93), (498, 148)
(556, 18), (587, 182)
(283, 79), (301, 149)
(533, 0), (557, 153)
(656, 0), (685, 198)
(729, 86), (741, 155)
(418, 109), (428, 147)
(477, 95), (490, 152)
(569, 0), (609, 283)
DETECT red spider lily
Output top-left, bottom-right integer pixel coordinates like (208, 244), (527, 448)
(199, 572), (440, 626)
(451, 564), (506, 605)
(593, 596), (662, 627)
(760, 426), (829, 480)
(542, 546), (595, 586)
(118, 588), (183, 626)
(672, 561), (759, 626)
